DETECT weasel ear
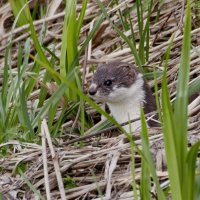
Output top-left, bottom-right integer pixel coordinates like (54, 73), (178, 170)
(120, 63), (137, 79)
(121, 65), (130, 72)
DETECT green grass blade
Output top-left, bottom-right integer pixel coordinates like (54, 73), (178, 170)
(52, 103), (79, 137)
(136, 0), (143, 37)
(153, 66), (162, 123)
(140, 108), (151, 200)
(186, 142), (200, 200)
(38, 55), (56, 107)
(19, 84), (34, 140)
(60, 0), (80, 101)
(48, 104), (58, 132)
(60, 0), (79, 72)
(145, 0), (153, 63)
(174, 0), (191, 193)
(25, 60), (41, 98)
(188, 77), (200, 98)
(31, 83), (67, 128)
(127, 10), (136, 48)
(18, 169), (45, 200)
(23, 1), (52, 79)
(66, 1), (78, 70)
(77, 0), (88, 39)
(1, 48), (9, 112)
(37, 72), (50, 108)
(60, 6), (70, 77)
(74, 69), (85, 136)
(17, 43), (23, 77)
(69, 9), (107, 71)
(118, 6), (127, 31)
(160, 33), (181, 198)
(195, 159), (200, 199)
(137, 0), (146, 64)
(140, 108), (165, 199)
(96, 0), (142, 69)
(129, 132), (139, 200)
(9, 0), (28, 26)
(0, 96), (5, 136)
(161, 67), (182, 199)
(25, 19), (49, 98)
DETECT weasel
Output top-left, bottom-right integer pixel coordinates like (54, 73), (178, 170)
(88, 61), (158, 132)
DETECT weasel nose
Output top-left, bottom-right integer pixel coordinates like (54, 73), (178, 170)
(89, 84), (97, 95)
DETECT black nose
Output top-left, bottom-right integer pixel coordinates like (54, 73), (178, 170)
(89, 86), (97, 95)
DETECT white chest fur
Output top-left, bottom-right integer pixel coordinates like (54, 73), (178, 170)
(107, 74), (145, 132)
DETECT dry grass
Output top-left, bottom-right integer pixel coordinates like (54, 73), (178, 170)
(0, 0), (200, 199)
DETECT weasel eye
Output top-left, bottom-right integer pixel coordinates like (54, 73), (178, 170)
(104, 80), (112, 86)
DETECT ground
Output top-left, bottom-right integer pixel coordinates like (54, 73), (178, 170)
(0, 0), (200, 199)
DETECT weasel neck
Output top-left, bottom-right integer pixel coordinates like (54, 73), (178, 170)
(107, 90), (145, 132)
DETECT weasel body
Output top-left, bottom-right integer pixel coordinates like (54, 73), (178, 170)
(89, 62), (158, 132)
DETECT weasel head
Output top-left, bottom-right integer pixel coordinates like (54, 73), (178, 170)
(88, 61), (144, 103)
